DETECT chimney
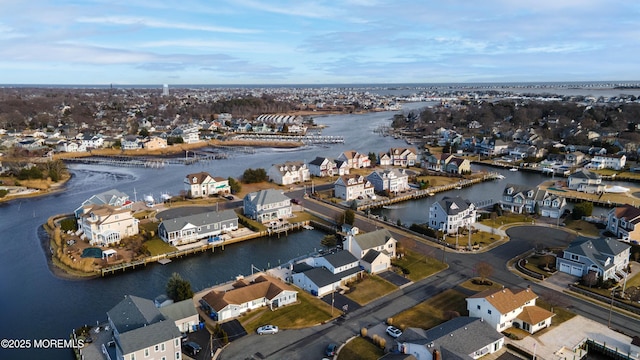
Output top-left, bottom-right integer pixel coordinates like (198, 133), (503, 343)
(433, 349), (441, 360)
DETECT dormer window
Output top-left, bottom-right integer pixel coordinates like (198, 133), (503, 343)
(192, 177), (197, 183)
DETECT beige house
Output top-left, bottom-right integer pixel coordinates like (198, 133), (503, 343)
(389, 147), (418, 167)
(344, 228), (397, 274)
(143, 136), (167, 150)
(184, 171), (230, 198)
(267, 161), (310, 186)
(77, 204), (139, 246)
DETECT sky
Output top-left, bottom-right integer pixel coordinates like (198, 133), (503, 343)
(0, 0), (639, 85)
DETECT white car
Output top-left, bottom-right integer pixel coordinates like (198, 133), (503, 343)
(386, 325), (402, 338)
(256, 325), (279, 335)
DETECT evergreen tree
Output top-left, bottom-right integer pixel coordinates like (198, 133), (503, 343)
(166, 273), (194, 301)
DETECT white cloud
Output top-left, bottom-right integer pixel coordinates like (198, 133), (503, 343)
(76, 16), (260, 34)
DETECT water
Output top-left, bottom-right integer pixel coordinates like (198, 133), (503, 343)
(0, 104), (423, 360)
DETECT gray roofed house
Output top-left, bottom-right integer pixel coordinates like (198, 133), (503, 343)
(344, 228), (396, 273)
(500, 183), (543, 215)
(159, 299), (200, 333)
(567, 169), (605, 193)
(556, 236), (631, 281)
(158, 209), (238, 245)
(292, 250), (362, 297)
(107, 295), (182, 360)
(74, 189), (132, 218)
(243, 189), (293, 223)
(398, 317), (504, 360)
(428, 196), (477, 235)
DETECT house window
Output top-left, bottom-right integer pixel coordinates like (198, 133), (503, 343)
(488, 309), (492, 315)
(571, 254), (579, 261)
(145, 348), (149, 357)
(131, 355), (135, 360)
(176, 352), (181, 359)
(175, 339), (179, 347)
(155, 345), (159, 352)
(477, 305), (481, 310)
(161, 343), (165, 351)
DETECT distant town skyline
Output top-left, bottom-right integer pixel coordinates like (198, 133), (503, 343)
(1, 1), (639, 85)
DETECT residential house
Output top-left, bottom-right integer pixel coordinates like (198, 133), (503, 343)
(74, 189), (132, 218)
(56, 141), (82, 153)
(107, 295), (182, 360)
(556, 236), (631, 281)
(121, 135), (142, 150)
(538, 191), (567, 219)
(424, 153), (471, 174)
(477, 139), (509, 157)
(243, 189), (292, 223)
(337, 150), (371, 169)
(378, 152), (392, 166)
(587, 154), (626, 170)
(389, 147), (418, 167)
(398, 317), (504, 360)
(158, 299), (200, 334)
(267, 161), (310, 186)
(607, 204), (640, 242)
(466, 287), (554, 335)
(334, 175), (375, 201)
(292, 250), (362, 297)
(334, 159), (350, 176)
(308, 156), (337, 177)
(500, 184), (542, 214)
(199, 275), (297, 322)
(171, 125), (200, 144)
(143, 136), (167, 150)
(184, 171), (230, 198)
(344, 228), (396, 273)
(428, 196), (477, 234)
(81, 134), (104, 149)
(565, 151), (586, 166)
(77, 204), (139, 246)
(158, 209), (238, 246)
(567, 169), (605, 194)
(367, 168), (410, 194)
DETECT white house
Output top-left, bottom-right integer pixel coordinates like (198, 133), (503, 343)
(333, 175), (375, 201)
(567, 169), (605, 194)
(587, 154), (626, 170)
(74, 189), (132, 218)
(337, 150), (371, 169)
(292, 250), (362, 297)
(389, 147), (418, 167)
(81, 134), (104, 149)
(366, 168), (410, 194)
(399, 317), (504, 360)
(344, 228), (396, 273)
(243, 189), (292, 223)
(556, 236), (631, 281)
(77, 204), (139, 246)
(267, 161), (310, 186)
(199, 275), (297, 322)
(184, 171), (230, 198)
(428, 196), (477, 234)
(157, 210), (238, 246)
(466, 287), (554, 335)
(107, 295), (182, 360)
(308, 157), (336, 177)
(158, 299), (200, 334)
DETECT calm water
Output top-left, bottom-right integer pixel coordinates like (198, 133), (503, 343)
(0, 103), (427, 360)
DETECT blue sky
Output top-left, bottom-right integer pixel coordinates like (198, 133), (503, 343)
(1, 0), (639, 85)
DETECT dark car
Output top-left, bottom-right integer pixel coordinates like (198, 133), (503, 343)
(226, 195), (235, 200)
(183, 341), (201, 356)
(325, 343), (338, 356)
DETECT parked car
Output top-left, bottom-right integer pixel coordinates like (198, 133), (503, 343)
(183, 341), (201, 356)
(325, 343), (338, 356)
(256, 324), (279, 335)
(226, 195), (235, 200)
(386, 325), (402, 338)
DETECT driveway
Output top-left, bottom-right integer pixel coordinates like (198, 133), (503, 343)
(320, 292), (361, 315)
(378, 270), (412, 287)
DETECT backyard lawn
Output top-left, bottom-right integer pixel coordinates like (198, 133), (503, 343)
(392, 248), (448, 282)
(345, 274), (397, 305)
(337, 337), (383, 360)
(390, 289), (467, 330)
(142, 238), (177, 256)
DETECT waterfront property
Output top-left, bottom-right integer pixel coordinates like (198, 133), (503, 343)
(366, 168), (410, 194)
(389, 147), (418, 167)
(398, 317), (504, 360)
(428, 196), (477, 234)
(424, 153), (471, 174)
(344, 228), (396, 273)
(106, 295), (183, 360)
(267, 161), (310, 186)
(500, 183), (542, 215)
(556, 236), (630, 281)
(586, 153), (626, 170)
(606, 204), (640, 242)
(333, 174), (375, 201)
(184, 171), (230, 198)
(74, 188), (132, 218)
(292, 250), (362, 297)
(199, 275), (298, 322)
(77, 204), (139, 246)
(158, 209), (238, 246)
(337, 150), (371, 169)
(243, 189), (293, 223)
(466, 287), (554, 335)
(567, 169), (605, 194)
(308, 156), (337, 177)
(158, 299), (200, 334)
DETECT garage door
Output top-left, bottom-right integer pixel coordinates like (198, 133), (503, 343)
(560, 263), (571, 274)
(570, 265), (582, 276)
(372, 263), (387, 274)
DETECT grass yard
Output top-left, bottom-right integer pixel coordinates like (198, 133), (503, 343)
(392, 248), (447, 282)
(345, 274), (397, 305)
(390, 289), (467, 330)
(239, 289), (335, 332)
(142, 238), (177, 256)
(337, 336), (383, 360)
(458, 278), (504, 293)
(536, 299), (575, 325)
(562, 219), (601, 237)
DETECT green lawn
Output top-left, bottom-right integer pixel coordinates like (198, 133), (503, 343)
(392, 248), (447, 282)
(337, 336), (383, 360)
(143, 238), (177, 256)
(345, 274), (397, 305)
(458, 278), (504, 293)
(239, 289), (334, 332)
(391, 289), (467, 330)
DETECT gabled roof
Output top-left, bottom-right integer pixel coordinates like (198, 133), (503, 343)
(244, 189), (291, 206)
(309, 156), (330, 166)
(564, 236), (631, 269)
(118, 319), (181, 355)
(107, 295), (166, 334)
(570, 169), (601, 180)
(185, 171), (212, 184)
(159, 209), (237, 233)
(201, 275), (295, 312)
(468, 287), (537, 314)
(400, 317), (503, 356)
(323, 250), (359, 268)
(353, 229), (395, 250)
(158, 299), (198, 322)
(435, 196), (473, 216)
(362, 249), (385, 264)
(611, 204), (640, 224)
(516, 305), (555, 325)
(295, 266), (361, 288)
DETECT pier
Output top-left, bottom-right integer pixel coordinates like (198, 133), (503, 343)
(232, 133), (344, 144)
(62, 152), (223, 168)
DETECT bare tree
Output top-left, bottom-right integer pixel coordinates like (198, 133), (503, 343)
(475, 262), (494, 284)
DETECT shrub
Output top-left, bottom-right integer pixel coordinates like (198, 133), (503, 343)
(60, 218), (78, 232)
(360, 327), (367, 337)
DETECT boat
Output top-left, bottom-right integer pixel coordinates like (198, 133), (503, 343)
(454, 185), (462, 190)
(509, 167), (518, 172)
(495, 174), (506, 180)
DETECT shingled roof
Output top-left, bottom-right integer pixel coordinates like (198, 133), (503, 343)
(201, 275), (295, 312)
(468, 287), (537, 314)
